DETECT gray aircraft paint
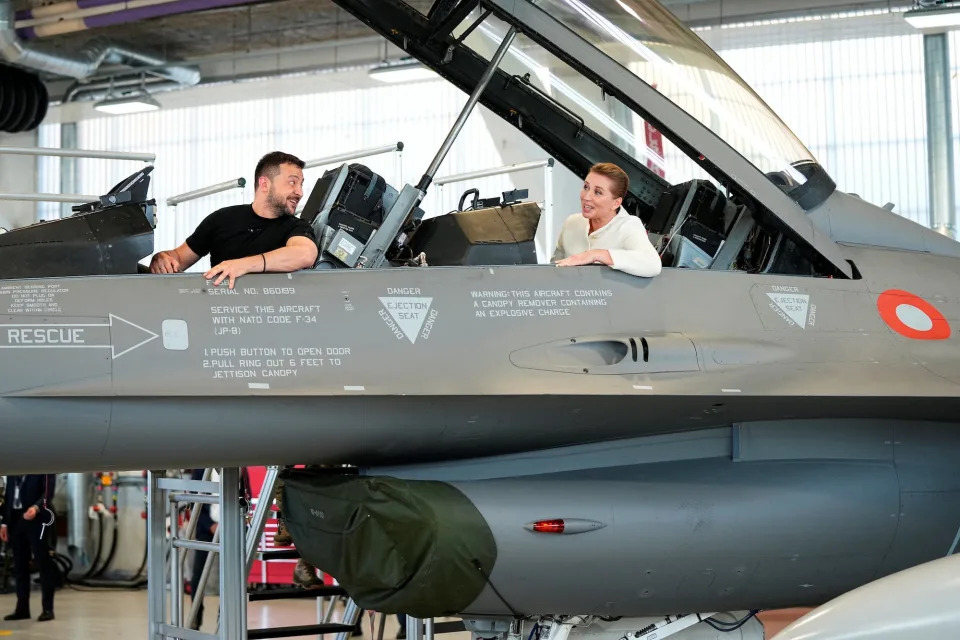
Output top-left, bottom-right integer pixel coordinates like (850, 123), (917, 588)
(1, 0), (959, 624)
(0, 258), (959, 474)
(364, 421), (960, 617)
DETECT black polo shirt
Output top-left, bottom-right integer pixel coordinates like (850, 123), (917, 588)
(185, 204), (316, 266)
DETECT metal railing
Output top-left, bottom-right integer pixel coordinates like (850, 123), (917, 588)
(0, 146), (155, 162)
(0, 192), (98, 204)
(303, 142), (403, 179)
(164, 143), (406, 212)
(435, 158), (555, 261)
(167, 178), (246, 207)
(0, 146), (156, 221)
(434, 158), (553, 186)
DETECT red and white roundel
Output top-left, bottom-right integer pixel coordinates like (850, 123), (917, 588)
(877, 290), (951, 340)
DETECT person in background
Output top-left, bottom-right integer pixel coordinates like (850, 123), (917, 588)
(1, 474), (57, 622)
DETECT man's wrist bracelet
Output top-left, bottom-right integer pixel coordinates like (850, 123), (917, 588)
(261, 253), (266, 273)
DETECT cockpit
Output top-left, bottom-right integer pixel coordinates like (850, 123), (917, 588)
(0, 157), (830, 282)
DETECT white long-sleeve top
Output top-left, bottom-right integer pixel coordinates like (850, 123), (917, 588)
(551, 210), (662, 277)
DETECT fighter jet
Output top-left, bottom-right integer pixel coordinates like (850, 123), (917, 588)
(0, 1), (958, 639)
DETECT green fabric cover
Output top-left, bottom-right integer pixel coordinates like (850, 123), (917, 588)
(282, 472), (497, 618)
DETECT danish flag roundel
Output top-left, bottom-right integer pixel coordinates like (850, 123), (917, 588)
(877, 290), (951, 340)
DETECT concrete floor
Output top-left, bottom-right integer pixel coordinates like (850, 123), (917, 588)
(0, 589), (413, 640)
(0, 588), (808, 639)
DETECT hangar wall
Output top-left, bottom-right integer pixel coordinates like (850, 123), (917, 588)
(40, 75), (525, 272)
(0, 128), (37, 230)
(953, 31), (960, 222)
(724, 32), (928, 224)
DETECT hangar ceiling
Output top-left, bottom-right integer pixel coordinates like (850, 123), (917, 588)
(2, 0), (924, 106)
(10, 0), (413, 60)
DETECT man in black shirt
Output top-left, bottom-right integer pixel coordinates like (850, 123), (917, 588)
(150, 151), (319, 288)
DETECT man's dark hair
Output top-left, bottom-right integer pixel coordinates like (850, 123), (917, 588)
(254, 151), (305, 188)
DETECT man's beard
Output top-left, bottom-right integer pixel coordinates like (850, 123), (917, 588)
(267, 187), (294, 217)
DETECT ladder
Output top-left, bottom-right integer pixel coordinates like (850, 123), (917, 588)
(146, 467), (361, 639)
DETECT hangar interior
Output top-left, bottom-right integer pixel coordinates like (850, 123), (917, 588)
(0, 0), (958, 638)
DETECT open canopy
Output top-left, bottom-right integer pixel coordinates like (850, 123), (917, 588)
(334, 0), (852, 278)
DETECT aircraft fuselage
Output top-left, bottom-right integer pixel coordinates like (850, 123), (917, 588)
(0, 246), (958, 474)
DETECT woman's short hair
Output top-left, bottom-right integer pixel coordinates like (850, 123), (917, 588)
(588, 162), (629, 200)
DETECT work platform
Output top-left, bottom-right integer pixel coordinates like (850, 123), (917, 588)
(144, 467), (453, 640)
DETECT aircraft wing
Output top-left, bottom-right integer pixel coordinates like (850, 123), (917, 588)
(774, 554), (960, 639)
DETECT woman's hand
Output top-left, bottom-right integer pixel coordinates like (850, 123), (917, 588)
(555, 249), (612, 267)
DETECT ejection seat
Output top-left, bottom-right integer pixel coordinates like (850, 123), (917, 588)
(648, 179), (733, 270)
(0, 166), (156, 279)
(298, 163), (541, 269)
(298, 162), (406, 269)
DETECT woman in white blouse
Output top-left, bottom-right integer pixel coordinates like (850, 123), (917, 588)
(552, 162), (662, 277)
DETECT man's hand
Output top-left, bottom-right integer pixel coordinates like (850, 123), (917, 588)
(555, 249), (611, 267)
(204, 255), (262, 290)
(150, 250), (182, 274)
(0, 524), (7, 543)
(23, 505), (38, 521)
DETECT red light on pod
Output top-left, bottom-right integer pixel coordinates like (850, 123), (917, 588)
(525, 518), (607, 535)
(531, 519), (566, 534)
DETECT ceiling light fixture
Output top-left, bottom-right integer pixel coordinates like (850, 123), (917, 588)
(94, 75), (161, 115)
(94, 91), (161, 115)
(368, 59), (438, 83)
(905, 3), (960, 30)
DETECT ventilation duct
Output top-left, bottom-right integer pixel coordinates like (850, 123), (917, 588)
(15, 0), (266, 40)
(0, 62), (48, 132)
(0, 0), (199, 85)
(64, 75), (180, 104)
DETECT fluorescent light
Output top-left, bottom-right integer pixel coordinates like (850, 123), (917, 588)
(692, 6), (907, 31)
(368, 60), (437, 83)
(905, 5), (960, 30)
(94, 92), (161, 115)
